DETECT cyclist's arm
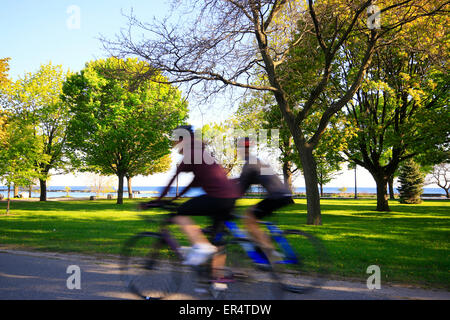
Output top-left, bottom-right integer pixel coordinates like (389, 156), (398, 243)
(173, 179), (195, 200)
(158, 165), (183, 200)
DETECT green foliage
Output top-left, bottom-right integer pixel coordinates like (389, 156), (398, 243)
(233, 90), (352, 189)
(0, 57), (11, 89)
(0, 112), (45, 212)
(2, 62), (71, 195)
(338, 7), (448, 211)
(398, 159), (425, 204)
(200, 122), (240, 175)
(62, 57), (188, 202)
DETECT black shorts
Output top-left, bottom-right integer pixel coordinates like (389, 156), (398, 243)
(251, 196), (294, 219)
(177, 195), (236, 223)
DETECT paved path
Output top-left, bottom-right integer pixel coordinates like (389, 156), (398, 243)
(0, 249), (448, 300)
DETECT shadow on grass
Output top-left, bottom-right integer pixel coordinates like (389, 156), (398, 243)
(1, 198), (448, 288)
(0, 199), (150, 213)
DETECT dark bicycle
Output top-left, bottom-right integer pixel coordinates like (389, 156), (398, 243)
(120, 200), (330, 300)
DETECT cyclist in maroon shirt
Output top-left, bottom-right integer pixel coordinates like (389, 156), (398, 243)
(142, 125), (240, 267)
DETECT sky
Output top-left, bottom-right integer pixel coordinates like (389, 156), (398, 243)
(0, 0), (397, 188)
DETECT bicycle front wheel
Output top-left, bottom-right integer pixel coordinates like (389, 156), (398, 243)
(120, 232), (184, 300)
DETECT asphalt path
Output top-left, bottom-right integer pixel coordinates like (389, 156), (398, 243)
(0, 250), (448, 300)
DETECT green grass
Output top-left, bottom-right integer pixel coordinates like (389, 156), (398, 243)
(0, 198), (448, 289)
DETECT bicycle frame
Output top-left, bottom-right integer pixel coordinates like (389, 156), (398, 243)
(223, 220), (270, 264)
(259, 221), (299, 264)
(222, 220), (299, 265)
(150, 210), (299, 267)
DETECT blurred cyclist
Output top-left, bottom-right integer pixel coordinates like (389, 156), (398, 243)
(237, 137), (294, 262)
(141, 125), (240, 269)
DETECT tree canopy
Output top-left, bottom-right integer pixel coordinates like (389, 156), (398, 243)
(340, 8), (449, 211)
(102, 0), (448, 224)
(62, 57), (188, 204)
(2, 62), (71, 201)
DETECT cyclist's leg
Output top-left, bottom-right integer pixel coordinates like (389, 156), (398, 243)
(174, 195), (219, 265)
(209, 199), (236, 281)
(175, 195), (235, 266)
(210, 220), (227, 280)
(244, 200), (275, 251)
(174, 195), (214, 246)
(173, 215), (211, 245)
(244, 197), (293, 260)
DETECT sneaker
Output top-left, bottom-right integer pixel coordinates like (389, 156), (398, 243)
(211, 282), (228, 291)
(182, 244), (217, 266)
(178, 246), (191, 259)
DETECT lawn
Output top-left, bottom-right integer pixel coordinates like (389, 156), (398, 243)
(0, 198), (448, 289)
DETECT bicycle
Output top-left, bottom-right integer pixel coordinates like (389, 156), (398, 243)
(120, 200), (330, 300)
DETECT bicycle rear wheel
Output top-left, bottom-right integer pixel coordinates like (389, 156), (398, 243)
(120, 232), (184, 300)
(270, 229), (330, 295)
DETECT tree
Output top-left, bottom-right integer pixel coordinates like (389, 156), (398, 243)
(426, 163), (450, 198)
(200, 123), (241, 176)
(3, 63), (71, 201)
(340, 11), (449, 211)
(234, 92), (351, 195)
(102, 0), (447, 224)
(126, 153), (172, 199)
(1, 58), (44, 212)
(0, 57), (11, 142)
(0, 111), (44, 213)
(0, 58), (10, 90)
(62, 57), (188, 204)
(397, 159), (424, 204)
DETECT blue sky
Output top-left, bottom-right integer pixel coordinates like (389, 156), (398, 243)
(0, 1), (379, 188)
(1, 0), (169, 79)
(0, 0), (237, 187)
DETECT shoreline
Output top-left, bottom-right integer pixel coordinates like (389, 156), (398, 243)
(1, 194), (448, 202)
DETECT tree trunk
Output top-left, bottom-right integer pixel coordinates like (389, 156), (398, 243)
(126, 175), (133, 199)
(282, 160), (293, 193)
(299, 147), (322, 225)
(117, 172), (125, 204)
(6, 185), (11, 214)
(39, 178), (47, 201)
(374, 175), (390, 211)
(319, 183), (324, 198)
(354, 166), (358, 199)
(388, 175), (395, 200)
(14, 185), (19, 198)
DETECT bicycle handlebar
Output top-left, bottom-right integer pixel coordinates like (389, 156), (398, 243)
(138, 199), (178, 210)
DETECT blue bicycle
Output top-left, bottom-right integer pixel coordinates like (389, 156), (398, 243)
(120, 200), (330, 300)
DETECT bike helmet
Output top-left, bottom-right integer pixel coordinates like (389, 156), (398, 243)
(171, 125), (194, 142)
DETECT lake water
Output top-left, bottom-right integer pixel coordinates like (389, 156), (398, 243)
(0, 186), (446, 199)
